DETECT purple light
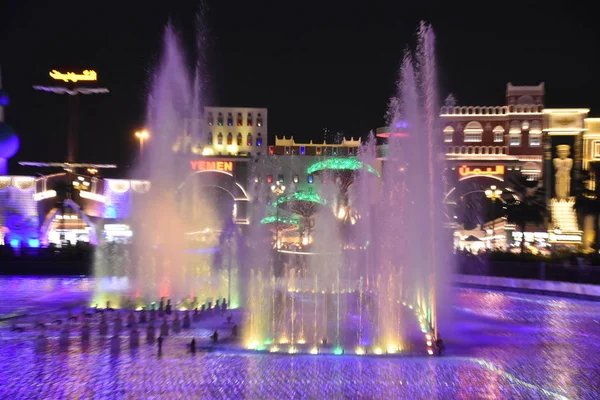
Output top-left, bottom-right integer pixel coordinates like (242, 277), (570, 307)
(184, 247), (220, 254)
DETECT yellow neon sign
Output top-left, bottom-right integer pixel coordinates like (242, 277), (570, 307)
(49, 69), (97, 83)
(458, 165), (505, 177)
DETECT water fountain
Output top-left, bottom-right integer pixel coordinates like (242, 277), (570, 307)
(92, 24), (240, 309)
(244, 21), (449, 355)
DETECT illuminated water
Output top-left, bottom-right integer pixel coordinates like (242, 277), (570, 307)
(1, 278), (598, 399)
(93, 23), (239, 308)
(244, 22), (447, 353)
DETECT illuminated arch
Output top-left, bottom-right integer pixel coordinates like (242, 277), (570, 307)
(177, 170), (250, 224)
(39, 199), (99, 246)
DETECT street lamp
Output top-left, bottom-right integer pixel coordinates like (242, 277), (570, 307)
(34, 70), (109, 163)
(485, 185), (503, 249)
(135, 130), (150, 155)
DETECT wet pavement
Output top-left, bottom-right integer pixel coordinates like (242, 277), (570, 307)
(0, 278), (598, 399)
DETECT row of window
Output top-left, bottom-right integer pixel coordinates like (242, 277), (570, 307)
(207, 112), (263, 127)
(208, 132), (263, 147)
(445, 129), (541, 146)
(267, 146), (357, 156)
(444, 120), (542, 143)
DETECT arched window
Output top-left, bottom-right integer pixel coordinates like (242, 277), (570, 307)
(530, 120), (542, 134)
(237, 133), (242, 146)
(207, 132), (213, 145)
(217, 132), (223, 145)
(443, 126), (454, 143)
(256, 133), (263, 147)
(247, 133), (253, 146)
(509, 121), (521, 134)
(464, 121), (483, 142)
(492, 125), (505, 142)
(227, 132), (233, 145)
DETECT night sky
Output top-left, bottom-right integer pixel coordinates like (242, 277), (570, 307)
(1, 0), (598, 175)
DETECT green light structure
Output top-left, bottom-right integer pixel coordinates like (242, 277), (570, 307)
(260, 215), (300, 226)
(307, 157), (380, 177)
(273, 189), (327, 207)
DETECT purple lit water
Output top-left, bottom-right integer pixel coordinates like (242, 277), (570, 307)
(1, 278), (598, 399)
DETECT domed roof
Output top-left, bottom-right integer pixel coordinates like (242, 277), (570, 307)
(0, 122), (20, 159)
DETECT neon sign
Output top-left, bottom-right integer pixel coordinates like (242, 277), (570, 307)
(49, 70), (97, 82)
(458, 165), (505, 177)
(190, 160), (234, 172)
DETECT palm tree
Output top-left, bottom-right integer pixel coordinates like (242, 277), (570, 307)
(573, 167), (600, 251)
(505, 175), (546, 253)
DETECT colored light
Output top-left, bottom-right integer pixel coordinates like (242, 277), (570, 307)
(374, 347), (383, 355)
(355, 346), (366, 355)
(300, 146), (305, 155)
(293, 175), (299, 183)
(307, 175), (314, 184)
(260, 215), (300, 226)
(274, 189), (326, 206)
(309, 347), (319, 355)
(333, 346), (344, 355)
(27, 239), (40, 248)
(266, 175), (273, 183)
(307, 157), (380, 177)
(247, 341), (259, 350)
(9, 239), (19, 248)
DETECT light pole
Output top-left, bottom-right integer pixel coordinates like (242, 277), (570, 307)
(485, 185), (503, 249)
(135, 130), (150, 156)
(34, 69), (109, 163)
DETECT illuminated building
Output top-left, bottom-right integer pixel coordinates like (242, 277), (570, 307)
(172, 106), (268, 157)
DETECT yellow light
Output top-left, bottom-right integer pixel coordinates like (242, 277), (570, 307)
(49, 69), (97, 82)
(355, 346), (366, 355)
(279, 337), (289, 344)
(135, 130), (150, 140)
(288, 346), (297, 354)
(297, 339), (306, 344)
(428, 349), (434, 355)
(387, 345), (399, 354)
(247, 341), (259, 350)
(309, 347), (319, 355)
(427, 340), (432, 346)
(374, 347), (383, 355)
(426, 334), (432, 341)
(269, 346), (279, 353)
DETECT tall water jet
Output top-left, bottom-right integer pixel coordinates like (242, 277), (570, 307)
(383, 22), (449, 339)
(243, 21), (449, 354)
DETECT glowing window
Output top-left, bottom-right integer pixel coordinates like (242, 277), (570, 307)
(509, 134), (521, 146)
(443, 126), (454, 143)
(247, 133), (253, 146)
(217, 132), (223, 145)
(464, 121), (483, 142)
(529, 134), (541, 146)
(493, 125), (505, 142)
(237, 133), (242, 146)
(227, 132), (233, 145)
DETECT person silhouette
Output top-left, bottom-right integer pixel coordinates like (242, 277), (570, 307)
(157, 335), (163, 355)
(190, 338), (196, 354)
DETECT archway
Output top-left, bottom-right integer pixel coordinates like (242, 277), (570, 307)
(40, 199), (99, 246)
(177, 170), (250, 226)
(444, 176), (513, 229)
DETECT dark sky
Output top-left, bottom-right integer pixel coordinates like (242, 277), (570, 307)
(1, 0), (598, 175)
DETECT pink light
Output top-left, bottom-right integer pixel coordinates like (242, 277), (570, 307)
(376, 132), (409, 138)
